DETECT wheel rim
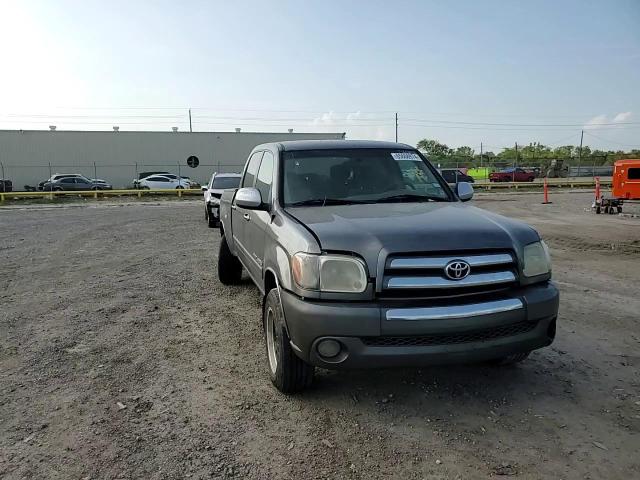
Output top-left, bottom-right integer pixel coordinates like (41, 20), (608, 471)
(266, 306), (279, 375)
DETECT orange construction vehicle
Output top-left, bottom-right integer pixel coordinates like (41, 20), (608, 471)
(593, 159), (640, 214)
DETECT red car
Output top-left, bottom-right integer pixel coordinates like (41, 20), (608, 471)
(489, 168), (535, 182)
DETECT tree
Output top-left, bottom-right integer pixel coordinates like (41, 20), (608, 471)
(454, 146), (475, 158)
(416, 139), (451, 157)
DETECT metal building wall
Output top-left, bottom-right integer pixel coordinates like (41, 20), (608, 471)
(0, 130), (345, 189)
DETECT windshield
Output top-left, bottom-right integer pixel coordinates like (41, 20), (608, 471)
(282, 148), (451, 206)
(213, 176), (241, 189)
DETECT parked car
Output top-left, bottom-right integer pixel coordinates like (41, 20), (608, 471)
(439, 168), (474, 184)
(179, 176), (199, 189)
(218, 140), (559, 393)
(0, 179), (12, 193)
(133, 171), (196, 189)
(133, 171), (172, 189)
(42, 177), (101, 191)
(38, 173), (91, 191)
(203, 173), (242, 227)
(489, 168), (536, 182)
(138, 175), (190, 189)
(90, 179), (113, 190)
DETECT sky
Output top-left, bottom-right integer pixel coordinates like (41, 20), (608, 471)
(1, 0), (639, 153)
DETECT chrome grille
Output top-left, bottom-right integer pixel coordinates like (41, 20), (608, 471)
(382, 251), (517, 298)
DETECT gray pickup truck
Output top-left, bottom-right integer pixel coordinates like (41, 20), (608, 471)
(218, 140), (559, 393)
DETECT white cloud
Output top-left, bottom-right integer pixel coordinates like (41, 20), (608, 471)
(613, 111), (632, 123)
(311, 111), (393, 140)
(584, 112), (632, 130)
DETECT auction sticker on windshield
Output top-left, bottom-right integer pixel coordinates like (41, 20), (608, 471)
(391, 152), (421, 161)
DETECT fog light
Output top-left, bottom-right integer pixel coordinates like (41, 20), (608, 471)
(317, 339), (341, 358)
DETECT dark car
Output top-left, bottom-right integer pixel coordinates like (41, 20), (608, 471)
(439, 169), (474, 184)
(489, 168), (536, 182)
(42, 177), (101, 191)
(0, 179), (12, 193)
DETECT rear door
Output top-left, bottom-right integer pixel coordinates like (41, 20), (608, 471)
(233, 151), (263, 271)
(243, 150), (275, 282)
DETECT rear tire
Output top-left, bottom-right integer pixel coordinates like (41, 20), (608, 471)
(263, 288), (314, 393)
(489, 351), (530, 366)
(217, 235), (242, 285)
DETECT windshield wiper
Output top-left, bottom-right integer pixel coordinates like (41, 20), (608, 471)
(288, 198), (370, 207)
(375, 194), (448, 203)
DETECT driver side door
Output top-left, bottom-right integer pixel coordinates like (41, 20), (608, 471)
(233, 151), (263, 273)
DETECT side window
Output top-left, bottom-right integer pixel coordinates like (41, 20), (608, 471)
(242, 152), (263, 188)
(255, 151), (274, 203)
(628, 168), (640, 180)
(61, 178), (75, 184)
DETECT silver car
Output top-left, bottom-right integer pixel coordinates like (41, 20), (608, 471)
(202, 173), (241, 228)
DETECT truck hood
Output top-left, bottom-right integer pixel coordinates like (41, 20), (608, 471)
(286, 202), (539, 270)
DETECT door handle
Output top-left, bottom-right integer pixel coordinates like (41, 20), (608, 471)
(231, 205), (237, 211)
(243, 213), (251, 221)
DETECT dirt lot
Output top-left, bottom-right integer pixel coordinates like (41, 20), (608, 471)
(1, 192), (639, 480)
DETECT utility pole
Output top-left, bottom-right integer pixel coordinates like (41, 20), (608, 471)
(514, 142), (518, 181)
(480, 142), (483, 169)
(189, 109), (193, 133)
(577, 129), (584, 178)
(395, 113), (398, 142)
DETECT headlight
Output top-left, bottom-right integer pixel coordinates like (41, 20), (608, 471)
(291, 253), (367, 293)
(523, 241), (551, 277)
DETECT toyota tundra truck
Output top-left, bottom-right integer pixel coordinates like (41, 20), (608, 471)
(218, 140), (559, 393)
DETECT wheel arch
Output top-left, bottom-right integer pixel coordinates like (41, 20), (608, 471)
(263, 267), (294, 342)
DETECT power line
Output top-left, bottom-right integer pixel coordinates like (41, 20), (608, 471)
(583, 131), (640, 147)
(403, 118), (640, 127)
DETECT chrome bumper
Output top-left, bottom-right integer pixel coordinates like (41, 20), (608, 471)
(385, 298), (523, 321)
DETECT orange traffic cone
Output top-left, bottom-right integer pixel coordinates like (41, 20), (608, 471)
(542, 177), (552, 204)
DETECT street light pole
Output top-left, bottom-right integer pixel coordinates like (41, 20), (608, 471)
(395, 113), (398, 142)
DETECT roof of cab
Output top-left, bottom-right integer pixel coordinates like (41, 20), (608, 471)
(255, 139), (414, 152)
(614, 159), (640, 166)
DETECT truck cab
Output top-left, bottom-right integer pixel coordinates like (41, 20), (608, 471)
(218, 140), (559, 393)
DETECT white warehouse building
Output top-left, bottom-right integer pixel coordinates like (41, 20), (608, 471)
(0, 129), (345, 190)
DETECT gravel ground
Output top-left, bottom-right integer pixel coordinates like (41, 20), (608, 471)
(1, 192), (639, 480)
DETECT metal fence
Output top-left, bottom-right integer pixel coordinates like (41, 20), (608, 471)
(431, 155), (617, 181)
(0, 162), (244, 192)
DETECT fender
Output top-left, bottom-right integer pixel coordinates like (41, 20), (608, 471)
(263, 266), (301, 354)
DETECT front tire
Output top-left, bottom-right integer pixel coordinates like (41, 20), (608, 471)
(217, 235), (242, 285)
(263, 288), (314, 393)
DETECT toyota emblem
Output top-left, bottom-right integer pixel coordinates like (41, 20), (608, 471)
(444, 260), (471, 280)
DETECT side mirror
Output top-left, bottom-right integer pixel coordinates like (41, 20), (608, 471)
(235, 187), (263, 209)
(456, 181), (474, 202)
(201, 186), (208, 192)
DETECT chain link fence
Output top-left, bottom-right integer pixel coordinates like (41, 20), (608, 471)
(0, 161), (244, 191)
(430, 155), (616, 181)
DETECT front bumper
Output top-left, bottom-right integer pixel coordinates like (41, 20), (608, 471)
(280, 282), (559, 369)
